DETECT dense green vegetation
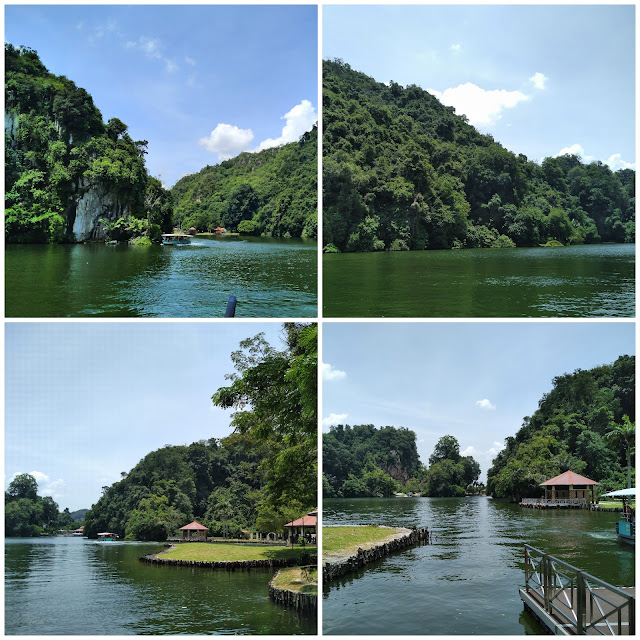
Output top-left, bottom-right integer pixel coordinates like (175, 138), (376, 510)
(323, 59), (635, 253)
(487, 355), (635, 501)
(322, 426), (480, 498)
(5, 44), (172, 243)
(5, 473), (81, 536)
(171, 126), (317, 238)
(85, 323), (317, 541)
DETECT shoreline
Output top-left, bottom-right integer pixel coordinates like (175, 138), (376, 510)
(323, 526), (430, 582)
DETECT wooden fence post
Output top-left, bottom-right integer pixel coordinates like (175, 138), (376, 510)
(576, 571), (586, 634)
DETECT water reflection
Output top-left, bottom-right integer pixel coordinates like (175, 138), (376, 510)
(6, 237), (317, 318)
(6, 538), (316, 635)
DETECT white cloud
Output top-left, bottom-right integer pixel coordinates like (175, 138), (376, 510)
(199, 100), (316, 162)
(322, 362), (347, 382)
(198, 123), (255, 160)
(185, 56), (196, 66)
(256, 100), (317, 151)
(323, 412), (348, 428)
(555, 143), (596, 163)
(605, 153), (635, 171)
(450, 43), (462, 53)
(476, 398), (496, 411)
(427, 83), (529, 126)
(126, 36), (179, 73)
(529, 72), (548, 90)
(554, 144), (635, 170)
(461, 441), (505, 474)
(138, 36), (162, 59)
(10, 471), (66, 500)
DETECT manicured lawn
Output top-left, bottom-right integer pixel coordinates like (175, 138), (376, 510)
(599, 500), (635, 509)
(161, 543), (310, 562)
(272, 566), (318, 594)
(323, 525), (402, 557)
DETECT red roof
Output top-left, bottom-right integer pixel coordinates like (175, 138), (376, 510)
(179, 521), (209, 531)
(540, 471), (599, 486)
(284, 515), (317, 528)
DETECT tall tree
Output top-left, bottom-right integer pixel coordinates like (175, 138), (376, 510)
(606, 415), (635, 488)
(212, 324), (317, 513)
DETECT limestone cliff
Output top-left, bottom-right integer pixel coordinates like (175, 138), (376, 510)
(70, 180), (126, 242)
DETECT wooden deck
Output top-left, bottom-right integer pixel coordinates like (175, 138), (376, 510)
(521, 586), (635, 635)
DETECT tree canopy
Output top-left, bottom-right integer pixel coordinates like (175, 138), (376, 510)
(323, 426), (480, 498)
(322, 59), (634, 253)
(5, 473), (83, 537)
(487, 355), (635, 501)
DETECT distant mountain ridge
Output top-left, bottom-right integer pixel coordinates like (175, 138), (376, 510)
(323, 59), (635, 253)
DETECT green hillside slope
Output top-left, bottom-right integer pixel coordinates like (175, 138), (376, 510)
(323, 59), (634, 253)
(171, 126), (317, 238)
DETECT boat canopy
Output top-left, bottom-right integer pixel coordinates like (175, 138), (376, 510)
(601, 488), (636, 498)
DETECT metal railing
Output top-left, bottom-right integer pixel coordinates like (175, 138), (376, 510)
(524, 545), (635, 635)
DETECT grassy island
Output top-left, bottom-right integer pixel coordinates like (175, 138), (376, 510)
(271, 566), (318, 594)
(160, 543), (311, 563)
(323, 525), (405, 559)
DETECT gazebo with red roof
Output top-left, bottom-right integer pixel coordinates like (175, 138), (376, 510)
(540, 471), (599, 504)
(179, 521), (209, 542)
(284, 509), (317, 544)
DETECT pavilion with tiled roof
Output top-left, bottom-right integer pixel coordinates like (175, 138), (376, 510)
(540, 471), (599, 504)
(179, 521), (209, 542)
(284, 509), (317, 543)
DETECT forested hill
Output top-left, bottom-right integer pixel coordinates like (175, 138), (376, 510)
(85, 434), (293, 540)
(323, 59), (635, 253)
(85, 323), (317, 541)
(323, 425), (481, 498)
(171, 126), (317, 238)
(487, 355), (635, 502)
(5, 44), (173, 244)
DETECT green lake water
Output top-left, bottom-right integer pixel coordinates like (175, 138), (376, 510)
(5, 538), (316, 635)
(323, 243), (635, 317)
(5, 235), (317, 317)
(323, 497), (635, 635)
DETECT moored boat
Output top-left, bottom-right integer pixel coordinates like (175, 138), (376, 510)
(162, 233), (191, 246)
(97, 532), (120, 542)
(601, 488), (635, 545)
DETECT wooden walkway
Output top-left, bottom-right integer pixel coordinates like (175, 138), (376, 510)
(521, 545), (635, 635)
(521, 586), (635, 635)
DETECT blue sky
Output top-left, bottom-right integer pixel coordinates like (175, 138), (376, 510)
(5, 322), (287, 511)
(324, 5), (635, 170)
(323, 322), (635, 480)
(5, 5), (318, 187)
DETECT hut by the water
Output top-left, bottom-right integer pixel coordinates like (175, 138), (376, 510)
(179, 521), (209, 541)
(284, 509), (317, 544)
(521, 471), (599, 509)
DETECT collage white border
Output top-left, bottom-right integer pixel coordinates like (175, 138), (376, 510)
(2, 1), (638, 637)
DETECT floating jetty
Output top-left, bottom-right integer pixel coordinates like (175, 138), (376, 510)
(323, 526), (429, 582)
(520, 544), (635, 635)
(520, 498), (590, 509)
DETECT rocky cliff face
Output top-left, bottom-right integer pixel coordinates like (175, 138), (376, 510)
(70, 179), (125, 242)
(381, 450), (410, 483)
(5, 109), (19, 145)
(5, 111), (124, 242)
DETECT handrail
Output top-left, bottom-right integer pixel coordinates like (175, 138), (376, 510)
(524, 544), (634, 635)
